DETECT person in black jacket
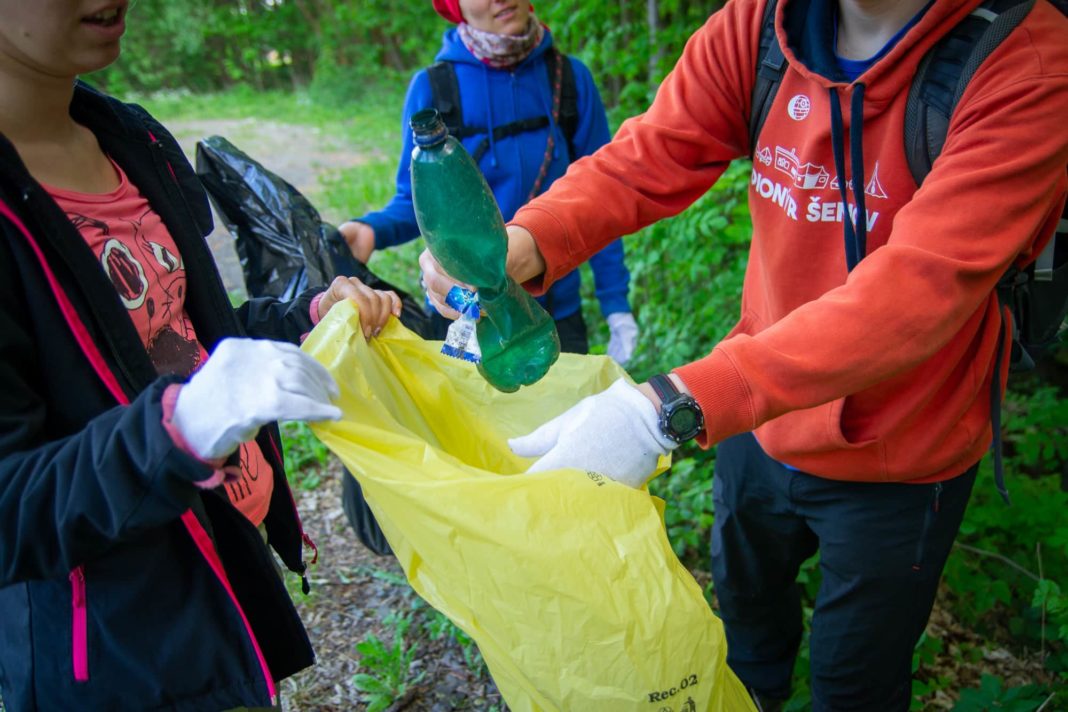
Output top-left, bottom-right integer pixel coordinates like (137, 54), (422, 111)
(0, 2), (400, 710)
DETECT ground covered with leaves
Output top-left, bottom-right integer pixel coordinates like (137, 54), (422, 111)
(279, 459), (505, 712)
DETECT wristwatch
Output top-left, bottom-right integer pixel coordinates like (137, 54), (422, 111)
(648, 374), (705, 443)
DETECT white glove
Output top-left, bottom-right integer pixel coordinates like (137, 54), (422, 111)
(606, 312), (639, 365)
(172, 338), (342, 460)
(508, 378), (677, 488)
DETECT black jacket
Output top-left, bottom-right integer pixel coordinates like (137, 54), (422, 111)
(0, 83), (316, 710)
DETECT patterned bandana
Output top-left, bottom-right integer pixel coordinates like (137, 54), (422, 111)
(457, 16), (545, 69)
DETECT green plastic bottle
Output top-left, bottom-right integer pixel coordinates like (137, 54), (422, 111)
(409, 108), (560, 392)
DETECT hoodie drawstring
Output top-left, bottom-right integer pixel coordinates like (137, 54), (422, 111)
(828, 83), (867, 271)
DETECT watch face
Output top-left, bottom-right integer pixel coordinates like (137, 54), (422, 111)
(668, 407), (699, 437)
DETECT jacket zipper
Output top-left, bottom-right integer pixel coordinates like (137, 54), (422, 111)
(6, 142), (282, 701)
(69, 566), (89, 682)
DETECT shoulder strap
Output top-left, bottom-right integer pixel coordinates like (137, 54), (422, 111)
(904, 0), (1061, 505)
(546, 47), (580, 161)
(427, 61), (474, 138)
(903, 0), (1037, 186)
(426, 53), (581, 164)
(748, 0), (785, 155)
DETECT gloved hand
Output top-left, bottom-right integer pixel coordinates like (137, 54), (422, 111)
(172, 338), (342, 460)
(508, 378), (677, 488)
(606, 312), (639, 365)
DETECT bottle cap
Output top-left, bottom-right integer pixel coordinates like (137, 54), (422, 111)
(411, 108), (449, 147)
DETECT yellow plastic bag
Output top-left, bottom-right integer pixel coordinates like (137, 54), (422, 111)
(306, 302), (755, 712)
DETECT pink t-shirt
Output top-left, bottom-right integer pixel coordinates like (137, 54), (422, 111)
(47, 161), (274, 526)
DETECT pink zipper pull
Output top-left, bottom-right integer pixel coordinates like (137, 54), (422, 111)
(69, 566), (89, 682)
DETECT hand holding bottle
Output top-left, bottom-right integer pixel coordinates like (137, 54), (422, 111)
(409, 108), (559, 391)
(419, 225), (547, 317)
(419, 248), (475, 321)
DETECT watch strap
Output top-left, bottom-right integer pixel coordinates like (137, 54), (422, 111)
(648, 373), (679, 405)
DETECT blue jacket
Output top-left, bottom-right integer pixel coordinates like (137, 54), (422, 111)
(359, 28), (631, 320)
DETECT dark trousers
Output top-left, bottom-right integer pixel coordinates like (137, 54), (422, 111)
(711, 433), (977, 711)
(429, 309), (590, 354)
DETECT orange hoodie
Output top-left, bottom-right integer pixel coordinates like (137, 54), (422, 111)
(511, 0), (1068, 483)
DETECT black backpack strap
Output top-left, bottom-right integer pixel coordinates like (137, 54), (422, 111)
(427, 61), (481, 140)
(748, 0), (786, 155)
(902, 0), (1045, 506)
(546, 46), (580, 162)
(903, 0), (1036, 186)
(466, 117), (550, 163)
(425, 53), (581, 165)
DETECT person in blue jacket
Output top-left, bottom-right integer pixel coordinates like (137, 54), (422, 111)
(338, 0), (639, 362)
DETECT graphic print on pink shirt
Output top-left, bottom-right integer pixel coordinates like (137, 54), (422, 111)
(48, 162), (274, 526)
(65, 209), (206, 376)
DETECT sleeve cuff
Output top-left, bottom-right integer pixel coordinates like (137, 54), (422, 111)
(161, 384), (241, 489)
(509, 207), (583, 296)
(309, 292), (326, 325)
(598, 296), (632, 318)
(673, 348), (756, 447)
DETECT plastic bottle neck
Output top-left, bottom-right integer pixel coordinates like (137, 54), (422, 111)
(411, 108), (449, 147)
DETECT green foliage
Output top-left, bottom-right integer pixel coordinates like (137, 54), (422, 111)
(945, 384), (1068, 621)
(90, 1), (720, 127)
(910, 633), (950, 710)
(361, 566), (492, 685)
(279, 421), (329, 491)
(538, 2), (724, 121)
(649, 449), (716, 564)
(353, 611), (425, 712)
(420, 606), (488, 677)
(952, 675), (1050, 711)
(1005, 383), (1068, 466)
(89, 0), (442, 97)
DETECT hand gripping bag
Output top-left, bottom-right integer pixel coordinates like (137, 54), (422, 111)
(305, 302), (755, 712)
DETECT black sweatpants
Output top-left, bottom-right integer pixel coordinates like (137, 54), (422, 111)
(711, 432), (977, 711)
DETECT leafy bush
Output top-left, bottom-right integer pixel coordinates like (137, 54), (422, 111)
(953, 674), (1051, 711)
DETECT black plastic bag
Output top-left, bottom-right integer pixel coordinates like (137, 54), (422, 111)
(341, 474), (393, 556)
(194, 135), (432, 337)
(195, 135), (330, 301)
